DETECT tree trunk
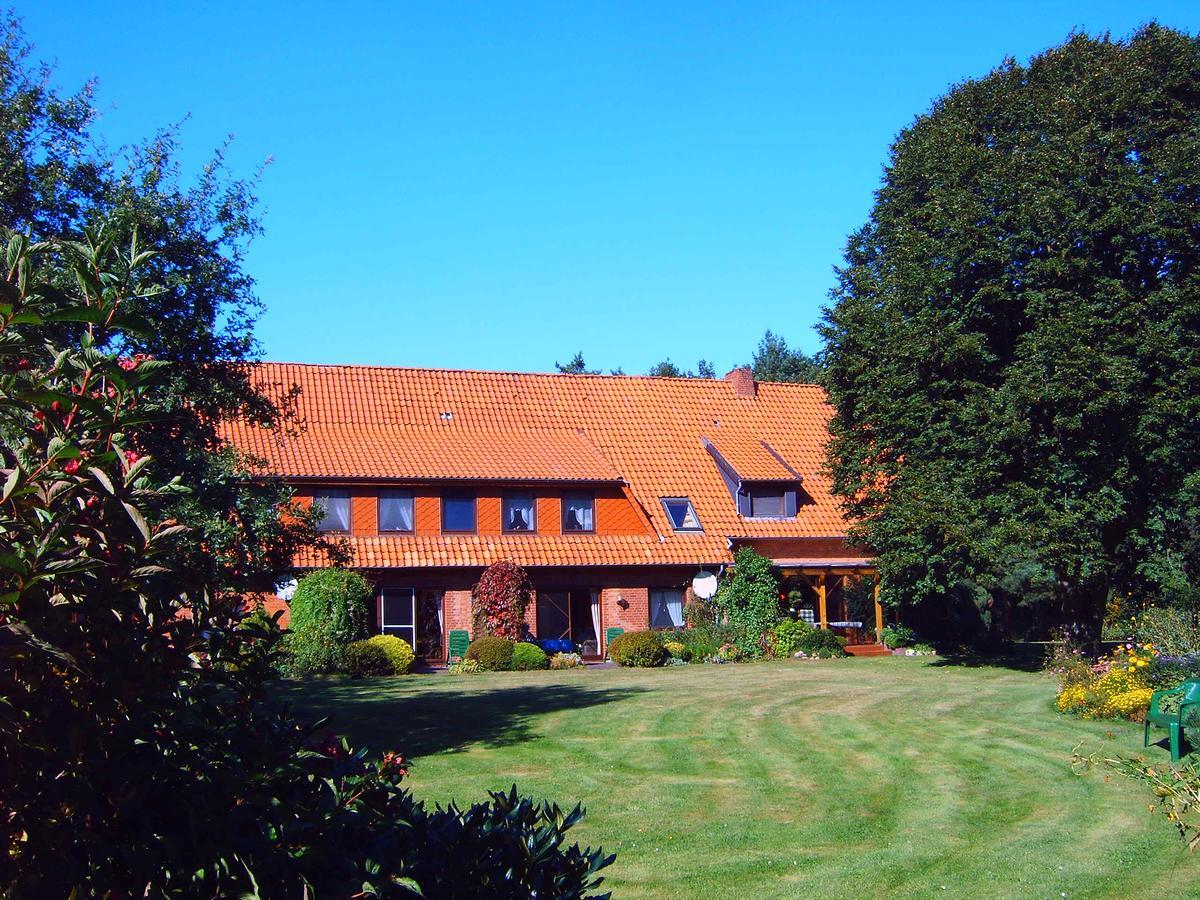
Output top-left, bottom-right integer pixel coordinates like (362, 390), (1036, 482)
(1061, 577), (1111, 657)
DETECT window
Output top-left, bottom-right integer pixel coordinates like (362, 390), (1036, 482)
(313, 489), (350, 532)
(378, 489), (414, 532)
(441, 492), (476, 532)
(562, 492), (595, 532)
(380, 588), (415, 648)
(503, 492), (536, 532)
(749, 488), (789, 518)
(650, 589), (685, 629)
(661, 497), (702, 531)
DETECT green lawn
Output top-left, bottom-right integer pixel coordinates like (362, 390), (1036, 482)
(284, 658), (1197, 898)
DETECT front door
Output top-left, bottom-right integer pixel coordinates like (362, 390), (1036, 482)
(380, 588), (445, 658)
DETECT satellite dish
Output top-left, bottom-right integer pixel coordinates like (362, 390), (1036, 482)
(275, 577), (298, 602)
(692, 571), (719, 600)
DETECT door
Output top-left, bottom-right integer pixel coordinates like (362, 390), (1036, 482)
(536, 589), (600, 656)
(380, 588), (416, 649)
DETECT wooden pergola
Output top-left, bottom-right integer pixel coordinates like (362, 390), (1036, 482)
(776, 563), (883, 642)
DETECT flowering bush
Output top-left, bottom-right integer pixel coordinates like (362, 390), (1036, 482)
(1133, 607), (1200, 657)
(471, 559), (533, 640)
(549, 652), (584, 669)
(663, 640), (691, 662)
(1054, 642), (1158, 720)
(449, 659), (483, 675)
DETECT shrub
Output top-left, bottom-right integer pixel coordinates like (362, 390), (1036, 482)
(663, 640), (691, 662)
(472, 559), (533, 640)
(449, 659), (483, 675)
(713, 642), (745, 663)
(1134, 606), (1200, 657)
(671, 624), (741, 661)
(287, 569), (373, 674)
(1055, 643), (1156, 720)
(796, 628), (848, 658)
(512, 641), (549, 671)
(880, 624), (916, 649)
(773, 619), (816, 656)
(549, 652), (584, 670)
(345, 640), (392, 677)
(683, 598), (716, 627)
(714, 547), (783, 656)
(608, 630), (666, 667)
(368, 634), (416, 674)
(467, 636), (515, 671)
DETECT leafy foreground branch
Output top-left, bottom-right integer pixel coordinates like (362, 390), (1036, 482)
(0, 229), (613, 897)
(1074, 747), (1200, 852)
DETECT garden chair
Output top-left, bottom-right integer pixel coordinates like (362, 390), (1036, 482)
(447, 629), (470, 663)
(1145, 680), (1200, 762)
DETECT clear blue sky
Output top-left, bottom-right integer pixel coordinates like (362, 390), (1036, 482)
(20, 2), (1199, 375)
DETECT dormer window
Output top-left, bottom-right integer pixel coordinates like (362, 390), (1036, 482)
(661, 497), (702, 532)
(378, 489), (414, 532)
(503, 492), (536, 532)
(745, 484), (798, 518)
(313, 489), (350, 532)
(562, 492), (595, 532)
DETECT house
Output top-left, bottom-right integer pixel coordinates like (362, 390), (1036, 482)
(223, 363), (883, 660)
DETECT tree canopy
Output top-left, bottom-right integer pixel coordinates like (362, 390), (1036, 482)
(820, 24), (1200, 641)
(647, 358), (716, 378)
(750, 330), (821, 383)
(0, 15), (323, 591)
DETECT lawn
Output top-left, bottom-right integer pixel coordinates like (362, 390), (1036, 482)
(284, 658), (1196, 898)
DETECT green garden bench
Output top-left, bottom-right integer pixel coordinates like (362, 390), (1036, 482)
(1145, 680), (1200, 762)
(447, 629), (470, 663)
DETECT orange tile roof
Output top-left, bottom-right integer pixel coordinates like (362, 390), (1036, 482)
(226, 364), (854, 568)
(704, 436), (800, 481)
(226, 423), (621, 483)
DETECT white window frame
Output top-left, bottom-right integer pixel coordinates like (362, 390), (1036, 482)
(380, 588), (416, 649)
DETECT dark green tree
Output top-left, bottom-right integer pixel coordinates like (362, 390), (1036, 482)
(820, 25), (1200, 643)
(647, 358), (715, 378)
(750, 330), (821, 383)
(555, 352), (600, 374)
(0, 16), (324, 591)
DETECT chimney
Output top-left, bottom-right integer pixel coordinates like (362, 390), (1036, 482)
(724, 366), (756, 399)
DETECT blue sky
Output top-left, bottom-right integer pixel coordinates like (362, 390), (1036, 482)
(21, 2), (1199, 375)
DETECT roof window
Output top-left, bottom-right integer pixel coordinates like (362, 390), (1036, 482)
(661, 497), (702, 532)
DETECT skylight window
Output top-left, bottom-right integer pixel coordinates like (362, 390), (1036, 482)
(661, 497), (702, 532)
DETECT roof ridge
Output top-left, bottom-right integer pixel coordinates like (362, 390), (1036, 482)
(252, 360), (822, 388)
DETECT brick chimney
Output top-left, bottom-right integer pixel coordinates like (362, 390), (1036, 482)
(724, 366), (756, 399)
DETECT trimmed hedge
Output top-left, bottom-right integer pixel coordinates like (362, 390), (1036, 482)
(512, 642), (549, 671)
(608, 630), (666, 668)
(467, 636), (515, 671)
(345, 635), (416, 676)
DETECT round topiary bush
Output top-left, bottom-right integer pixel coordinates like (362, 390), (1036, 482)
(287, 568), (373, 674)
(608, 630), (666, 667)
(366, 634), (416, 674)
(512, 641), (549, 671)
(466, 635), (515, 671)
(344, 639), (391, 677)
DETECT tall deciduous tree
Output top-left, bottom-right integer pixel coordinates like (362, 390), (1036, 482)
(0, 16), (323, 591)
(821, 25), (1200, 642)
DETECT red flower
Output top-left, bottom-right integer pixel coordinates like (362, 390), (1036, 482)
(62, 459), (80, 475)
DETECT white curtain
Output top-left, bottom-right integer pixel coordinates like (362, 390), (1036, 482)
(315, 492), (350, 531)
(380, 493), (413, 531)
(666, 590), (684, 627)
(590, 590), (602, 651)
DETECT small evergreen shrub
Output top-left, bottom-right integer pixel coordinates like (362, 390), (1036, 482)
(345, 640), (392, 677)
(880, 624), (916, 649)
(773, 619), (816, 656)
(512, 641), (549, 671)
(608, 630), (666, 667)
(467, 636), (515, 671)
(368, 634), (416, 674)
(287, 568), (373, 674)
(671, 624), (741, 661)
(549, 652), (584, 669)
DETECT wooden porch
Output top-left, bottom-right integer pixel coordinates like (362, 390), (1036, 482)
(777, 563), (889, 655)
